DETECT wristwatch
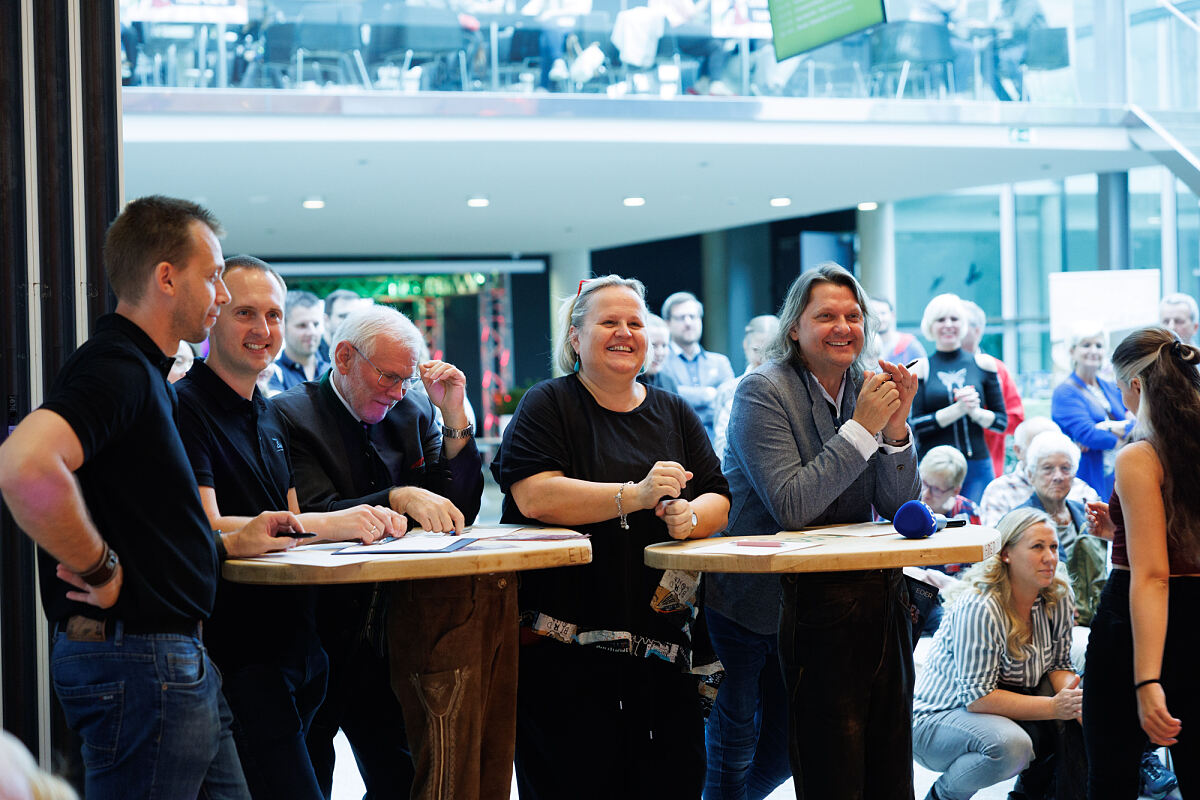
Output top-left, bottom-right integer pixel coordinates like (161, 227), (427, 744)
(441, 423), (474, 439)
(691, 511), (699, 534)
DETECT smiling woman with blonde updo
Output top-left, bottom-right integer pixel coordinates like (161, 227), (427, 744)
(492, 274), (731, 798)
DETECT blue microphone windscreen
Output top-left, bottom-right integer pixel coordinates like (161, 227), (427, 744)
(893, 500), (936, 539)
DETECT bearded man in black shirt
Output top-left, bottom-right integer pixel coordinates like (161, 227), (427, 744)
(0, 196), (304, 799)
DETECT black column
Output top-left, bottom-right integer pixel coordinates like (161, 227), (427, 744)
(0, 0), (39, 755)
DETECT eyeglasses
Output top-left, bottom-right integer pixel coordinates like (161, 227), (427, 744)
(351, 344), (420, 390)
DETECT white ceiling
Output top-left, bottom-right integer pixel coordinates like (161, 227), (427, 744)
(121, 91), (1155, 260)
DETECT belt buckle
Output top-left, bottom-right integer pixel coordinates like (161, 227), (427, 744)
(65, 616), (106, 642)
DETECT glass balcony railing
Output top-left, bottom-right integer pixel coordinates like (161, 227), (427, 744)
(119, 0), (1110, 103)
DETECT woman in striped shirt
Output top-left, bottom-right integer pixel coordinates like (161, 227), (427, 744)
(912, 507), (1086, 800)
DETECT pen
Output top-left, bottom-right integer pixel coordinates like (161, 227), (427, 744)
(906, 359), (919, 368)
(736, 540), (784, 547)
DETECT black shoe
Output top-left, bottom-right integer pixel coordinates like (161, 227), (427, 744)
(1140, 748), (1178, 800)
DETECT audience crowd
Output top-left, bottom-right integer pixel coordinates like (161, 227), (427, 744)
(2, 194), (1198, 800)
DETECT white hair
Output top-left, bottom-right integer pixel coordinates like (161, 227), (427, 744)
(1023, 431), (1081, 478)
(920, 293), (969, 340)
(333, 304), (423, 358)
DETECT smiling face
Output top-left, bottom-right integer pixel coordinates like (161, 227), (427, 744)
(169, 222), (229, 344)
(1005, 522), (1060, 594)
(1070, 335), (1105, 373)
(571, 286), (647, 382)
(207, 268), (286, 383)
(931, 310), (965, 352)
(333, 335), (419, 424)
(1030, 452), (1074, 505)
(790, 282), (864, 384)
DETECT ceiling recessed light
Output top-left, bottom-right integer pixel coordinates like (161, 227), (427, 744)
(623, 196), (646, 207)
(770, 196), (791, 208)
(467, 197), (490, 208)
(302, 197), (325, 210)
(857, 201), (878, 212)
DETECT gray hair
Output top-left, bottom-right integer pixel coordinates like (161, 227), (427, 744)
(334, 304), (424, 359)
(920, 293), (969, 340)
(1160, 292), (1199, 324)
(762, 262), (875, 375)
(1023, 431), (1081, 477)
(1013, 416), (1061, 454)
(645, 313), (669, 331)
(555, 275), (648, 374)
(1065, 321), (1106, 354)
(962, 299), (986, 332)
(662, 291), (702, 321)
(919, 445), (968, 488)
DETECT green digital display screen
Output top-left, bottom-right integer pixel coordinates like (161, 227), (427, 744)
(768, 0), (885, 61)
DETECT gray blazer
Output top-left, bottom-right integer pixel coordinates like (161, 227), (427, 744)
(705, 359), (921, 634)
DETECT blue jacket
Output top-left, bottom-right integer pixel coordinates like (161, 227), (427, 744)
(1050, 374), (1132, 501)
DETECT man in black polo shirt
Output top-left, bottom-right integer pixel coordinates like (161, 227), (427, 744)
(0, 196), (304, 799)
(176, 255), (407, 799)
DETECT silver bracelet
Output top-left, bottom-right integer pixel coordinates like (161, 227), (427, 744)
(615, 482), (635, 530)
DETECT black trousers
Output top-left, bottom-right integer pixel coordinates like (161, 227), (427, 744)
(779, 568), (915, 800)
(1001, 677), (1087, 800)
(306, 584), (414, 800)
(514, 638), (706, 799)
(1082, 569), (1199, 799)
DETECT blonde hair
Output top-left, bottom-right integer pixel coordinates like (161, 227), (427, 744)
(951, 507), (1070, 660)
(920, 293), (969, 341)
(554, 275), (647, 374)
(919, 445), (967, 488)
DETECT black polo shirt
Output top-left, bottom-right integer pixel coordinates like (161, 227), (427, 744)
(38, 314), (217, 628)
(176, 359), (318, 669)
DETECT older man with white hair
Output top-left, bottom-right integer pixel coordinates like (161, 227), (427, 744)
(978, 417), (1099, 528)
(274, 305), (515, 800)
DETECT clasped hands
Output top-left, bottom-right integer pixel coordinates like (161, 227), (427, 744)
(629, 461), (696, 540)
(852, 358), (918, 437)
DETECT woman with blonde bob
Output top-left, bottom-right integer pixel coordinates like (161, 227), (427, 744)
(913, 508), (1086, 800)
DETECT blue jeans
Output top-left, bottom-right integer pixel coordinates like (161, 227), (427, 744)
(51, 621), (249, 800)
(961, 457), (995, 506)
(913, 709), (1034, 799)
(702, 608), (791, 800)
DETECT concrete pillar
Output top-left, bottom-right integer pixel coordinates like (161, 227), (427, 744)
(547, 249), (591, 376)
(999, 185), (1017, 366)
(857, 202), (896, 303)
(1097, 171), (1130, 270)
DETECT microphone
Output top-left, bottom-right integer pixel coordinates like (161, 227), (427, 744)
(892, 500), (968, 539)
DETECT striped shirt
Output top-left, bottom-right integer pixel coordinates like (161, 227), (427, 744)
(913, 588), (1075, 718)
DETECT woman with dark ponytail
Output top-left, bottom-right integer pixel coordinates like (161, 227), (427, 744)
(1082, 327), (1200, 798)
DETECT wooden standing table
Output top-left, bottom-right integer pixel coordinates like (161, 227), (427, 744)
(223, 526), (591, 586)
(644, 522), (999, 573)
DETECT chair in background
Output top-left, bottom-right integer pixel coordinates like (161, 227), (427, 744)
(1020, 27), (1072, 102)
(868, 21), (956, 99)
(365, 6), (471, 90)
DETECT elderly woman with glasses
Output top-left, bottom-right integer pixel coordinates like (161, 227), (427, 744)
(913, 508), (1086, 800)
(492, 275), (731, 798)
(1015, 431), (1108, 627)
(1050, 323), (1135, 501)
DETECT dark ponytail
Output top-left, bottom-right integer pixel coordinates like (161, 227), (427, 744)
(1112, 327), (1200, 560)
